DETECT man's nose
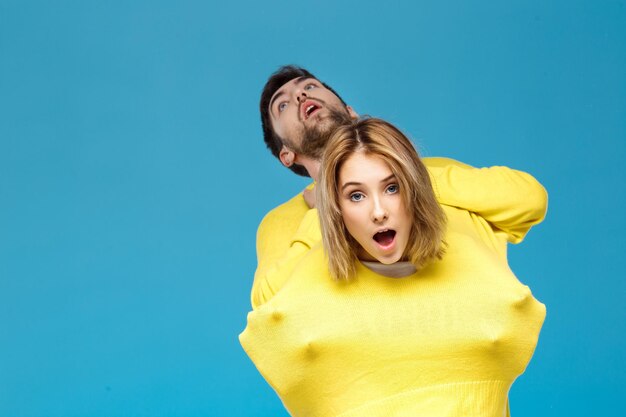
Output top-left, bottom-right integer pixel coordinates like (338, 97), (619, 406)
(295, 91), (307, 103)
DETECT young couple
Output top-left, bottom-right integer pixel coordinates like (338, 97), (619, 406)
(240, 66), (547, 417)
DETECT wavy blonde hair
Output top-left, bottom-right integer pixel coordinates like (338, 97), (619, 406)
(317, 118), (446, 280)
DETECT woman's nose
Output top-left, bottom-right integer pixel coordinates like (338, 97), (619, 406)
(371, 200), (388, 223)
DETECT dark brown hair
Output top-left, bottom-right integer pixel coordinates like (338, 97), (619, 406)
(260, 65), (346, 177)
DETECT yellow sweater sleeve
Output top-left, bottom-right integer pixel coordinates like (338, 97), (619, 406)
(251, 194), (321, 309)
(250, 158), (547, 309)
(424, 157), (548, 243)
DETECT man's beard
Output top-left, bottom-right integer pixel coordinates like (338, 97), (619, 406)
(294, 108), (353, 159)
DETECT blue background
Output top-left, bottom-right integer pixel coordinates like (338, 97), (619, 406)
(1, 0), (624, 416)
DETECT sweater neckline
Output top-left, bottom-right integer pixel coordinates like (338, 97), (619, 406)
(360, 261), (417, 278)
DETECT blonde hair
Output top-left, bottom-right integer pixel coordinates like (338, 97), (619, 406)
(317, 118), (446, 280)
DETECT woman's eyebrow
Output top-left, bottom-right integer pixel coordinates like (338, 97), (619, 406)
(341, 174), (396, 191)
(341, 181), (362, 191)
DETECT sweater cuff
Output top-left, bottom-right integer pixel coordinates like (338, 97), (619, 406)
(291, 209), (321, 248)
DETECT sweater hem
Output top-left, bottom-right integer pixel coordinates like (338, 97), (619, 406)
(335, 380), (511, 417)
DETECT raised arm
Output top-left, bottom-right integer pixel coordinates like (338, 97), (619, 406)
(251, 191), (321, 309)
(249, 158), (547, 309)
(424, 157), (548, 243)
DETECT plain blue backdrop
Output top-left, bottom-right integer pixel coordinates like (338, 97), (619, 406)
(1, 1), (624, 416)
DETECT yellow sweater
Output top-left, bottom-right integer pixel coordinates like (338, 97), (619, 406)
(241, 158), (547, 416)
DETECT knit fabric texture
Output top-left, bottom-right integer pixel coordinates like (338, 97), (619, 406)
(241, 158), (548, 416)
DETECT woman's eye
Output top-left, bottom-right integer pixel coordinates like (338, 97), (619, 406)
(386, 184), (399, 194)
(349, 192), (364, 202)
(304, 83), (317, 91)
(278, 102), (288, 112)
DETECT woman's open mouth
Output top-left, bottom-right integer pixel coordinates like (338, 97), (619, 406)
(373, 229), (396, 249)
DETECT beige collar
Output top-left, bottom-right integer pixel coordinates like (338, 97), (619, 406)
(360, 261), (417, 278)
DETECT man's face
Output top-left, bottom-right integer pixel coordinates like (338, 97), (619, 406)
(269, 77), (355, 158)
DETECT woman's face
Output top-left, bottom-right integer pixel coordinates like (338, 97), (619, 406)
(338, 151), (411, 264)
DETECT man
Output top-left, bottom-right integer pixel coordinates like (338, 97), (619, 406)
(250, 65), (547, 309)
(260, 66), (356, 182)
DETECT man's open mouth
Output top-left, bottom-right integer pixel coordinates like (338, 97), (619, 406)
(373, 229), (396, 247)
(302, 101), (321, 120)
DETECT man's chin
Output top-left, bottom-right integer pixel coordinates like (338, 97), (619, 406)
(298, 108), (353, 158)
(311, 117), (334, 134)
(313, 109), (352, 133)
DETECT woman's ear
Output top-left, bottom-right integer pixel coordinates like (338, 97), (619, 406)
(279, 145), (296, 167)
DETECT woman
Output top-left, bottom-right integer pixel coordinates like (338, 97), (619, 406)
(240, 118), (547, 417)
(317, 117), (447, 281)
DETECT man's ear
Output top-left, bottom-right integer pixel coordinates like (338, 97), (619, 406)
(279, 145), (296, 167)
(346, 105), (359, 119)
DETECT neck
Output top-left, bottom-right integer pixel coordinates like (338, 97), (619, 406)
(295, 155), (320, 181)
